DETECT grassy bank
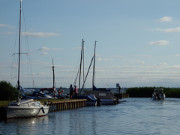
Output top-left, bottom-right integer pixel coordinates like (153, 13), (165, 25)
(126, 87), (180, 98)
(0, 99), (71, 107)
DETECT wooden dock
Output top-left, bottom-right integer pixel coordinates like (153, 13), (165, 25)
(47, 99), (87, 112)
(114, 93), (129, 98)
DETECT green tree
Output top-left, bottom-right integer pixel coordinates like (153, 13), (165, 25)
(0, 81), (18, 100)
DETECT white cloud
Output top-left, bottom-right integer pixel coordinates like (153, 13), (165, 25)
(0, 32), (15, 35)
(175, 54), (180, 57)
(72, 47), (82, 50)
(52, 48), (64, 51)
(158, 63), (168, 66)
(157, 16), (173, 22)
(41, 52), (48, 55)
(37, 46), (63, 55)
(22, 32), (59, 37)
(149, 40), (169, 45)
(96, 57), (114, 61)
(38, 47), (63, 51)
(111, 55), (123, 58)
(128, 60), (145, 64)
(0, 24), (14, 29)
(38, 47), (50, 51)
(155, 27), (180, 32)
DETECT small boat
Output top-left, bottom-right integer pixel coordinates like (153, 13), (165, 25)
(152, 88), (165, 100)
(84, 42), (119, 105)
(85, 88), (119, 105)
(6, 99), (49, 119)
(6, 0), (49, 119)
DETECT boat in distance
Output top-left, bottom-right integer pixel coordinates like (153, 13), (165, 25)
(152, 88), (165, 100)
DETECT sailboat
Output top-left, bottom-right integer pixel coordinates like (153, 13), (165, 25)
(72, 39), (97, 106)
(6, 0), (49, 119)
(84, 41), (119, 105)
(40, 59), (57, 99)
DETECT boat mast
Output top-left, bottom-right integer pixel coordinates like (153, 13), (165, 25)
(82, 40), (85, 87)
(52, 59), (55, 97)
(79, 39), (84, 89)
(92, 41), (97, 90)
(17, 0), (22, 101)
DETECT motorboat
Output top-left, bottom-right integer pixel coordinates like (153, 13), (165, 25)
(152, 88), (165, 100)
(6, 99), (49, 119)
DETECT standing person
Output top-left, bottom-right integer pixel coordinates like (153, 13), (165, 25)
(58, 87), (62, 96)
(118, 86), (121, 95)
(69, 84), (73, 99)
(74, 85), (78, 96)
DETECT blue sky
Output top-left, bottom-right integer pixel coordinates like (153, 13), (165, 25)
(1, 0), (180, 88)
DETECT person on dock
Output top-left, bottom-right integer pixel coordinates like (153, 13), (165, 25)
(69, 84), (73, 99)
(74, 85), (78, 96)
(58, 87), (64, 99)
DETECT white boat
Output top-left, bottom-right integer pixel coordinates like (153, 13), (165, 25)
(152, 88), (166, 100)
(6, 0), (49, 119)
(6, 99), (49, 119)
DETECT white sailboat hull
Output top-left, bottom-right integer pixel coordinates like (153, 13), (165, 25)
(6, 99), (49, 119)
(6, 106), (49, 119)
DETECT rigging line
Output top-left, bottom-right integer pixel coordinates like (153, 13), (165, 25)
(21, 2), (34, 85)
(80, 56), (94, 94)
(74, 67), (80, 86)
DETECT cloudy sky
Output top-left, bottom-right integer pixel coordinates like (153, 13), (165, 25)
(1, 0), (180, 88)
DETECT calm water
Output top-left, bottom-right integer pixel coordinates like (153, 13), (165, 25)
(1, 98), (180, 135)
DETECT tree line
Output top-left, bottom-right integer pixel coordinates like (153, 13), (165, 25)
(126, 87), (180, 98)
(1, 80), (180, 100)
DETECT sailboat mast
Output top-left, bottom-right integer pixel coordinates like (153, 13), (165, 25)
(52, 59), (56, 98)
(79, 39), (84, 89)
(82, 40), (85, 86)
(52, 59), (55, 90)
(17, 0), (22, 97)
(92, 41), (97, 90)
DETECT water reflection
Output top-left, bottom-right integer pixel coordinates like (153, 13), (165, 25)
(1, 98), (180, 135)
(0, 116), (49, 135)
(50, 107), (98, 135)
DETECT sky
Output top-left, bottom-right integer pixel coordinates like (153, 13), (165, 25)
(1, 0), (180, 88)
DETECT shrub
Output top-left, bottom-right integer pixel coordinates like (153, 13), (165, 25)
(0, 81), (18, 100)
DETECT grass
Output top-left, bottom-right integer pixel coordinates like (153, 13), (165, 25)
(0, 101), (11, 107)
(0, 99), (72, 107)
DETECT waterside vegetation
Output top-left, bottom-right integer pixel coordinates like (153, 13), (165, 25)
(127, 87), (180, 98)
(0, 81), (18, 100)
